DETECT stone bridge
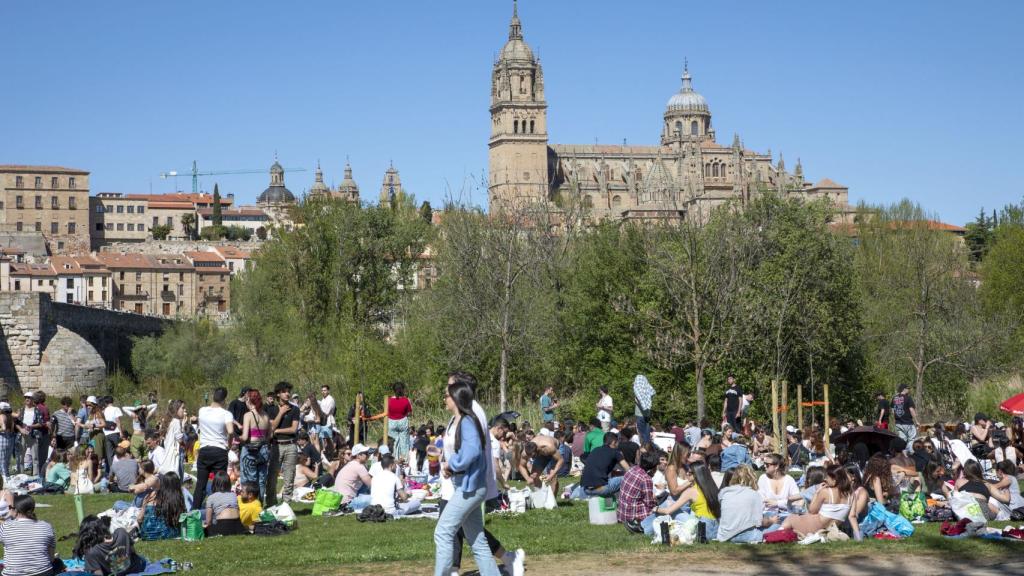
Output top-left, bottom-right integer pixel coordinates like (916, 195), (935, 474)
(0, 292), (171, 397)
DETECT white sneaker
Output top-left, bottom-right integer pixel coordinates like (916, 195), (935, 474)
(513, 548), (525, 576)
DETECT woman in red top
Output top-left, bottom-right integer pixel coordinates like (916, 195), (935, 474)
(372, 382), (412, 461)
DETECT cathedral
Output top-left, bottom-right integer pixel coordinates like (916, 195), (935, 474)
(488, 2), (853, 222)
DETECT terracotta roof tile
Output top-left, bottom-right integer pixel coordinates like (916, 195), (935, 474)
(184, 251), (225, 263)
(811, 178), (845, 189)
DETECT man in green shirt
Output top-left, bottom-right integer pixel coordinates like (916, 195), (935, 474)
(582, 418), (605, 459)
(45, 450), (71, 492)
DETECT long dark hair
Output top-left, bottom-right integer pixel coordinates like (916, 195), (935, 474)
(307, 393), (324, 423)
(161, 400), (184, 436)
(12, 494), (37, 521)
(448, 378), (483, 453)
(154, 472), (186, 528)
(74, 515), (111, 558)
(690, 462), (721, 519)
(825, 464), (852, 497)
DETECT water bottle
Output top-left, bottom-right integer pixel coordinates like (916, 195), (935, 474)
(660, 521), (670, 545)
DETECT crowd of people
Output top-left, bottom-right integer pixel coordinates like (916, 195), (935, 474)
(0, 375), (1021, 574)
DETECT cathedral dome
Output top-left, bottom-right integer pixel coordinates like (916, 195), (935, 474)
(258, 185), (295, 204)
(666, 67), (708, 113)
(499, 1), (534, 64)
(309, 162), (330, 196)
(337, 161), (359, 197)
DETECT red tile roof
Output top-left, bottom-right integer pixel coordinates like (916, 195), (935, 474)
(213, 246), (252, 259)
(811, 178), (845, 189)
(10, 262), (56, 277)
(184, 251), (226, 263)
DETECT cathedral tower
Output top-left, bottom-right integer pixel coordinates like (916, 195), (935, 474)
(488, 1), (549, 210)
(662, 62), (714, 147)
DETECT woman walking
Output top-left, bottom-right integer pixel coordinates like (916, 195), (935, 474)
(0, 402), (21, 478)
(158, 400), (186, 477)
(240, 389), (271, 503)
(433, 376), (499, 576)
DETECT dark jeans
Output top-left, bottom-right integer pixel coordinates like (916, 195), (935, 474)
(103, 433), (120, 474)
(54, 435), (75, 451)
(636, 415), (651, 445)
(193, 446), (228, 510)
(725, 411), (739, 432)
(438, 498), (501, 568)
(35, 432), (50, 474)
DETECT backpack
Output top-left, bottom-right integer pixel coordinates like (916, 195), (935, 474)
(357, 504), (389, 523)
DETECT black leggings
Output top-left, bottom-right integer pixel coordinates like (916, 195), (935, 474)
(438, 499), (502, 568)
(206, 518), (249, 537)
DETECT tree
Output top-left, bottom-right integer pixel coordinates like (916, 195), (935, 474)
(200, 225), (225, 241)
(151, 224), (171, 240)
(256, 227), (268, 241)
(642, 203), (757, 420)
(856, 200), (992, 409)
(212, 183), (223, 228)
(180, 212), (196, 240)
(419, 201), (433, 224)
(981, 224), (1024, 321)
(963, 208), (993, 263)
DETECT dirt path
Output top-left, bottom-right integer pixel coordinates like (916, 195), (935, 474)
(334, 551), (1024, 575)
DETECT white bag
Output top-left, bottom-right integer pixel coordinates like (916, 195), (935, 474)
(507, 488), (530, 513)
(268, 502), (296, 525)
(949, 491), (987, 524)
(530, 485), (556, 510)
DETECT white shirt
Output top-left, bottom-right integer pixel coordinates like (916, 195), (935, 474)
(197, 406), (234, 450)
(369, 460), (383, 478)
(370, 468), (403, 514)
(757, 474), (799, 509)
(597, 394), (613, 422)
(103, 406), (124, 435)
(319, 395), (336, 426)
(22, 407), (36, 427)
(149, 445), (167, 471)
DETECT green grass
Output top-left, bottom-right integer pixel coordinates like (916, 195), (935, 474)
(26, 493), (1024, 576)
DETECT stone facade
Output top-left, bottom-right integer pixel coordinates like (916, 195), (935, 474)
(0, 292), (167, 397)
(0, 165), (91, 254)
(487, 5), (853, 222)
(89, 193), (149, 247)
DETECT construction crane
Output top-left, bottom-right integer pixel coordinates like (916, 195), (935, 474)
(160, 160), (307, 193)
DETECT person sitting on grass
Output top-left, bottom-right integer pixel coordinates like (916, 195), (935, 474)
(582, 418), (604, 460)
(137, 471), (186, 541)
(800, 466), (826, 508)
(717, 465), (766, 543)
(577, 432), (631, 499)
(0, 494), (56, 576)
(238, 481), (263, 532)
(518, 434), (563, 497)
(74, 514), (147, 576)
(841, 463), (871, 541)
(370, 454), (421, 517)
(108, 444), (139, 493)
(780, 464), (853, 537)
(757, 453), (802, 514)
(862, 453), (897, 508)
(620, 450), (660, 535)
(203, 471), (246, 537)
(334, 443), (374, 510)
(127, 460), (159, 508)
(44, 449), (72, 493)
(653, 462), (721, 539)
(991, 460), (1024, 520)
(720, 435), (752, 473)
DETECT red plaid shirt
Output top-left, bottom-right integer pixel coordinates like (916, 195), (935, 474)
(616, 465), (655, 523)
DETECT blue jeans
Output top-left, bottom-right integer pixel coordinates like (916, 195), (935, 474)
(241, 444), (270, 502)
(349, 494), (373, 512)
(636, 415), (651, 445)
(727, 528), (763, 543)
(640, 512), (658, 535)
(434, 485), (499, 576)
(584, 475), (624, 497)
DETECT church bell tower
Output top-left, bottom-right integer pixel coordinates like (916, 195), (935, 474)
(488, 1), (549, 211)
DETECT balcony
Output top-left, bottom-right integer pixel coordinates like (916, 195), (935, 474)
(203, 291), (223, 301)
(117, 290), (148, 300)
(160, 290), (176, 302)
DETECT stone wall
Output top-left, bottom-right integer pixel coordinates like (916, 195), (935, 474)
(0, 292), (169, 397)
(98, 239), (260, 255)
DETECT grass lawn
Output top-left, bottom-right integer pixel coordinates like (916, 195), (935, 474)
(26, 493), (1024, 575)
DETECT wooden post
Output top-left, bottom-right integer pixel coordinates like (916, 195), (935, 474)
(780, 380), (788, 441)
(771, 379), (780, 453)
(823, 383), (831, 455)
(353, 394), (362, 445)
(383, 395), (389, 449)
(797, 384), (803, 432)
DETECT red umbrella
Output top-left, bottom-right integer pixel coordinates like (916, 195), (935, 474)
(999, 393), (1024, 416)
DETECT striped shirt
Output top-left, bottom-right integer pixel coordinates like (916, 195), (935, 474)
(52, 409), (76, 439)
(0, 517), (56, 576)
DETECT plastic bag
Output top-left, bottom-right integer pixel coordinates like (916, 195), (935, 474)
(311, 489), (342, 516)
(507, 487), (530, 513)
(862, 501), (914, 538)
(899, 492), (926, 520)
(949, 491), (987, 524)
(530, 485), (556, 510)
(179, 510), (204, 542)
(268, 502), (296, 527)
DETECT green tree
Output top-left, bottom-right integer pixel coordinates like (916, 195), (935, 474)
(151, 224), (171, 240)
(212, 183), (223, 228)
(419, 201), (433, 224)
(180, 212), (196, 240)
(963, 208), (993, 263)
(981, 225), (1024, 320)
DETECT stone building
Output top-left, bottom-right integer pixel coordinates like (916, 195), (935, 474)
(307, 160), (361, 203)
(487, 4), (852, 222)
(49, 255), (112, 307)
(378, 162), (407, 207)
(195, 206), (268, 238)
(89, 193), (149, 247)
(184, 251), (230, 316)
(95, 252), (197, 317)
(257, 159), (296, 233)
(0, 165), (90, 254)
(125, 192), (233, 241)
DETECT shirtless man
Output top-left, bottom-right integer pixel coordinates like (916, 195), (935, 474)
(519, 434), (564, 495)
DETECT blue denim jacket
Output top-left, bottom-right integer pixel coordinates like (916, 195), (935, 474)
(448, 416), (487, 493)
(720, 444), (751, 473)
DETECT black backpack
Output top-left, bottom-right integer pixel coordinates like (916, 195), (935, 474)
(357, 505), (389, 523)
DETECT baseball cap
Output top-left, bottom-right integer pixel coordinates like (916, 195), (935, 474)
(23, 391), (33, 398)
(351, 444), (374, 457)
(86, 395), (97, 405)
(377, 445), (391, 455)
(785, 425), (797, 434)
(0, 402), (10, 412)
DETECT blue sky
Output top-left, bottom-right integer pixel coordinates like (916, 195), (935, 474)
(2, 1), (1021, 225)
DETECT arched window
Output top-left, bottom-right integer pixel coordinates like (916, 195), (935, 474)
(675, 121), (683, 135)
(612, 195), (622, 207)
(530, 120), (535, 134)
(704, 164), (710, 177)
(514, 120), (519, 134)
(690, 120), (699, 135)
(583, 195), (593, 208)
(712, 164), (719, 177)
(520, 75), (527, 94)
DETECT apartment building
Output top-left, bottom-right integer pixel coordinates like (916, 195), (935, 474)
(125, 193), (232, 240)
(0, 165), (90, 254)
(184, 251), (230, 315)
(89, 193), (149, 247)
(195, 206), (268, 237)
(210, 245), (252, 275)
(95, 252), (196, 316)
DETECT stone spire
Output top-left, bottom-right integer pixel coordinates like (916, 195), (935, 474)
(795, 157), (803, 178)
(732, 132), (742, 150)
(509, 0), (523, 40)
(309, 160), (330, 197)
